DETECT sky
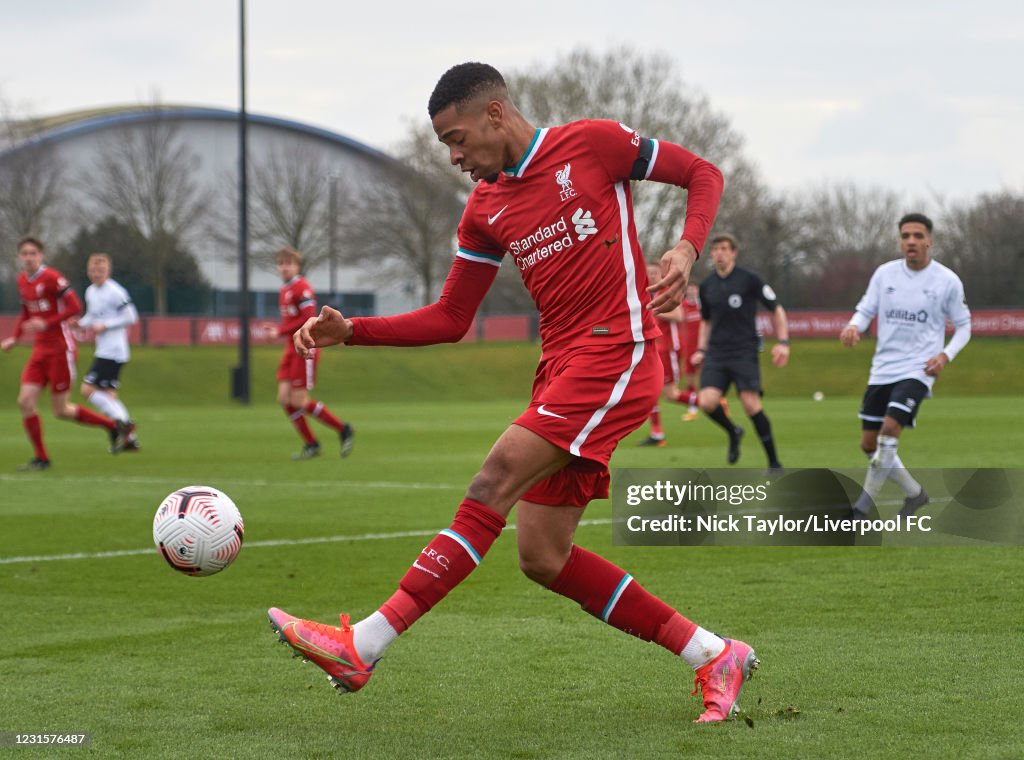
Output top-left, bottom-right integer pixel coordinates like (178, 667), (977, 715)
(1, 0), (1021, 202)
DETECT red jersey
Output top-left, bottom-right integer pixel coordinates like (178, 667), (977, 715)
(14, 265), (81, 353)
(348, 119), (722, 355)
(277, 276), (317, 338)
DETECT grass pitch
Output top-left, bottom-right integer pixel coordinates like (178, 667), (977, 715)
(1, 342), (1022, 759)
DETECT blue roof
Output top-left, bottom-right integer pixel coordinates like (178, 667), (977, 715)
(1, 105), (395, 164)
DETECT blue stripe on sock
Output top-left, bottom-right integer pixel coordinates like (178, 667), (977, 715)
(439, 528), (481, 564)
(601, 574), (633, 621)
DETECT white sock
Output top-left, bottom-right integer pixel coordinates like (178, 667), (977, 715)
(858, 435), (898, 509)
(680, 626), (725, 669)
(351, 611), (398, 663)
(887, 454), (922, 497)
(89, 391), (129, 422)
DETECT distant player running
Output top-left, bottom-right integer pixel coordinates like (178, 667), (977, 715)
(678, 283), (701, 421)
(841, 213), (971, 518)
(274, 247), (353, 460)
(1, 236), (122, 469)
(76, 253), (139, 452)
(269, 62), (759, 723)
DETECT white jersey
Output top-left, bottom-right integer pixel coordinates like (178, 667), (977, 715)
(852, 259), (971, 388)
(79, 279), (138, 363)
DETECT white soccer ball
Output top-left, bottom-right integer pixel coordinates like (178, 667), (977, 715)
(813, 391), (825, 401)
(153, 486), (244, 576)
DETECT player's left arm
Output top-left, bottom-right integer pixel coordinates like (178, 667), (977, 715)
(770, 306), (790, 367)
(926, 278), (972, 376)
(585, 121), (723, 312)
(754, 275), (789, 367)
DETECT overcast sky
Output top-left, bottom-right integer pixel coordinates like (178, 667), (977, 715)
(1, 0), (1021, 202)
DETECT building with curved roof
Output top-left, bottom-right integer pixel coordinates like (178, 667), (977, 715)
(0, 105), (410, 316)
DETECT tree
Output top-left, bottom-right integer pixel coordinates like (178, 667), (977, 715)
(345, 123), (468, 306)
(940, 191), (1024, 307)
(52, 216), (210, 314)
(89, 106), (208, 315)
(784, 182), (904, 307)
(511, 47), (773, 261)
(0, 95), (67, 283)
(246, 140), (349, 272)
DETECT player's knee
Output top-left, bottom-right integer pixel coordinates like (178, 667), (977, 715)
(518, 550), (566, 587)
(80, 383), (93, 398)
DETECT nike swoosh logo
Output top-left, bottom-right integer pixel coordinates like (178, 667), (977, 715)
(537, 404), (568, 420)
(412, 561), (440, 579)
(487, 205), (509, 225)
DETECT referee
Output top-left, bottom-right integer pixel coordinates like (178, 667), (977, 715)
(691, 234), (789, 472)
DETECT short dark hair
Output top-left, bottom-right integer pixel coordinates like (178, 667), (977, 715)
(710, 233), (739, 251)
(17, 235), (44, 252)
(898, 213), (933, 233)
(428, 62), (507, 118)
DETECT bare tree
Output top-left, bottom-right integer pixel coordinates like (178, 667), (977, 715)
(346, 123), (468, 306)
(511, 47), (765, 258)
(940, 190), (1024, 307)
(786, 182), (904, 307)
(0, 95), (67, 279)
(247, 140), (348, 271)
(90, 107), (208, 314)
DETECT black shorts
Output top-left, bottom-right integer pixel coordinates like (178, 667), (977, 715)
(859, 379), (929, 430)
(83, 358), (124, 390)
(700, 354), (761, 394)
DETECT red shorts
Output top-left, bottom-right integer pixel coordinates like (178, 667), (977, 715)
(276, 345), (318, 389)
(22, 347), (76, 392)
(516, 340), (661, 507)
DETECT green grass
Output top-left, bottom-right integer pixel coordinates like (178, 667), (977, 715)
(1, 342), (1023, 759)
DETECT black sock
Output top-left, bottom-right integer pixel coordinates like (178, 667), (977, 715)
(751, 411), (780, 466)
(707, 405), (738, 437)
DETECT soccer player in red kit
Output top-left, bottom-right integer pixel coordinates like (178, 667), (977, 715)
(274, 247), (353, 460)
(269, 63), (759, 722)
(679, 283), (702, 421)
(1, 236), (121, 470)
(638, 262), (684, 447)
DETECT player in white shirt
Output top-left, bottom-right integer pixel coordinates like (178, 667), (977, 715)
(76, 253), (140, 452)
(840, 213), (971, 517)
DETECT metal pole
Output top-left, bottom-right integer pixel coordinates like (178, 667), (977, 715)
(328, 174), (338, 305)
(233, 0), (251, 403)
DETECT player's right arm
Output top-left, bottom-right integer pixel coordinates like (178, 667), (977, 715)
(841, 268), (882, 347)
(294, 254), (499, 356)
(2, 304), (29, 350)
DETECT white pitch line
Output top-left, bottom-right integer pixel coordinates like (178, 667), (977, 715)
(0, 518), (614, 566)
(0, 473), (463, 491)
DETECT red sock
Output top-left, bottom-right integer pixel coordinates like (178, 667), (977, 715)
(304, 400), (343, 432)
(23, 414), (48, 461)
(683, 388), (698, 406)
(549, 545), (697, 654)
(379, 498), (506, 633)
(284, 405), (317, 445)
(74, 406), (116, 431)
(649, 407), (663, 437)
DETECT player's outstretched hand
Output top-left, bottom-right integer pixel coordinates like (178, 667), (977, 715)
(648, 240), (697, 314)
(924, 352), (949, 377)
(294, 306), (353, 358)
(839, 324), (861, 347)
(0, 336), (15, 352)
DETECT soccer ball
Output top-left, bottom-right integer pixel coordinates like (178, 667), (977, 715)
(153, 486), (244, 576)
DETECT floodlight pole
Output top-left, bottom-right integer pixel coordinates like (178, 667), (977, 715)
(328, 173), (339, 305)
(233, 0), (251, 403)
